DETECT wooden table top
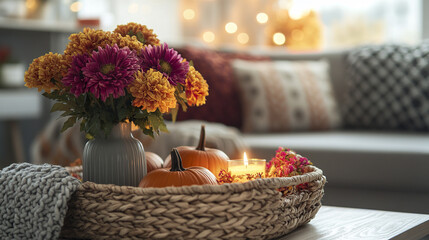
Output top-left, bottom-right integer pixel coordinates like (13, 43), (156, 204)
(279, 206), (429, 240)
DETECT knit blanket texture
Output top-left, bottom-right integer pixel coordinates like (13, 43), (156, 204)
(0, 163), (81, 240)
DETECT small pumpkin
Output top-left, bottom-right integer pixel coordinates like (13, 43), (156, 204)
(139, 148), (218, 188)
(146, 152), (163, 173)
(163, 125), (229, 178)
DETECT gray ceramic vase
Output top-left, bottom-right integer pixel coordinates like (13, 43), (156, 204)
(83, 122), (147, 187)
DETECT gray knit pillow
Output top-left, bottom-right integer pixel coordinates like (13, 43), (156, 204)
(343, 44), (429, 131)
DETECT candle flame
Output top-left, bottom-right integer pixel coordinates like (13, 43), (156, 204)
(243, 152), (248, 167)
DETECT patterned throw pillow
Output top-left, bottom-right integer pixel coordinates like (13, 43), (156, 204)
(343, 44), (429, 131)
(173, 47), (269, 129)
(231, 59), (341, 133)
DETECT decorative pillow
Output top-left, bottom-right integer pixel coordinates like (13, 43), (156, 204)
(231, 59), (341, 133)
(172, 46), (269, 129)
(343, 44), (429, 131)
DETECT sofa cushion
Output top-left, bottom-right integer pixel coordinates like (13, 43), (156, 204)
(173, 46), (269, 129)
(243, 131), (429, 192)
(231, 59), (341, 132)
(343, 44), (429, 131)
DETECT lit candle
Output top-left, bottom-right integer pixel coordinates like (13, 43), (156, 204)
(227, 152), (266, 182)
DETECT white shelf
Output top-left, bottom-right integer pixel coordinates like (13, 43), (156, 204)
(0, 18), (82, 33)
(0, 88), (42, 119)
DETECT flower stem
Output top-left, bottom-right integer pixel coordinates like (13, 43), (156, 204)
(196, 125), (206, 151)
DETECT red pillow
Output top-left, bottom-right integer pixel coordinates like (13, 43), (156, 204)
(173, 46), (269, 129)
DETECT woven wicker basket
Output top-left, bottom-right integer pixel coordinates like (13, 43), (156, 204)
(61, 166), (326, 240)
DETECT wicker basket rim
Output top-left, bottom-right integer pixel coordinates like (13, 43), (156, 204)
(76, 166), (324, 196)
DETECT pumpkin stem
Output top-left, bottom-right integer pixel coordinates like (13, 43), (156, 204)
(170, 148), (186, 172)
(196, 125), (206, 151)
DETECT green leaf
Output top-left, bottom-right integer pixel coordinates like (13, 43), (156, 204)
(136, 31), (146, 44)
(148, 113), (168, 134)
(85, 133), (94, 140)
(60, 110), (73, 117)
(170, 107), (178, 123)
(117, 108), (129, 122)
(50, 102), (69, 113)
(134, 110), (149, 119)
(142, 128), (154, 138)
(61, 116), (77, 133)
(159, 122), (168, 133)
(178, 99), (188, 112)
(80, 119), (86, 132)
(103, 121), (114, 137)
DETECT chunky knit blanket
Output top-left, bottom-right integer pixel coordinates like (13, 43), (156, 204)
(0, 163), (81, 240)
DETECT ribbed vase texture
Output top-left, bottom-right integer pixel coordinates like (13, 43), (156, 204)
(83, 122), (147, 187)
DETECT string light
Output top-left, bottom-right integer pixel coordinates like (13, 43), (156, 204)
(202, 31), (215, 43)
(256, 12), (269, 24)
(183, 9), (195, 20)
(70, 1), (82, 12)
(289, 7), (310, 20)
(225, 22), (238, 34)
(273, 32), (286, 45)
(237, 33), (249, 44)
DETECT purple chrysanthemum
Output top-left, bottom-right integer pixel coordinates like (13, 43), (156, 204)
(63, 54), (89, 97)
(140, 43), (189, 85)
(82, 44), (140, 101)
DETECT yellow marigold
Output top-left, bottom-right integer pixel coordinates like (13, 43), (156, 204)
(24, 53), (70, 92)
(185, 66), (209, 106)
(114, 22), (160, 46)
(129, 69), (176, 113)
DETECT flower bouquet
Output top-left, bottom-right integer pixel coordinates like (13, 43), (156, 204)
(24, 23), (208, 186)
(24, 22), (208, 138)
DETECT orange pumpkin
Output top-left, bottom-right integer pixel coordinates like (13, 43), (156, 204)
(164, 125), (229, 178)
(139, 148), (218, 188)
(146, 151), (163, 173)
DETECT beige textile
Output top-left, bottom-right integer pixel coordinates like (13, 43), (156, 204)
(231, 59), (341, 133)
(61, 166), (326, 240)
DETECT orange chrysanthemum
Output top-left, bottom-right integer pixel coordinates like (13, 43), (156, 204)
(24, 53), (70, 92)
(114, 22), (160, 46)
(64, 28), (111, 56)
(185, 66), (209, 106)
(64, 28), (143, 56)
(129, 69), (176, 113)
(110, 33), (144, 53)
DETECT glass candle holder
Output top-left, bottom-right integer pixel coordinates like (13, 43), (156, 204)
(227, 158), (266, 183)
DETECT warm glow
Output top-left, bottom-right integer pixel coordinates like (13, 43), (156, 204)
(183, 9), (195, 20)
(128, 3), (139, 14)
(202, 31), (215, 43)
(243, 152), (248, 166)
(237, 33), (249, 44)
(256, 12), (269, 24)
(278, 0), (292, 9)
(273, 32), (286, 45)
(225, 22), (238, 34)
(291, 29), (304, 41)
(70, 1), (82, 12)
(289, 6), (310, 20)
(26, 0), (37, 9)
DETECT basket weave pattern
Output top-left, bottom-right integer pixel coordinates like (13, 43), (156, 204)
(61, 166), (325, 239)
